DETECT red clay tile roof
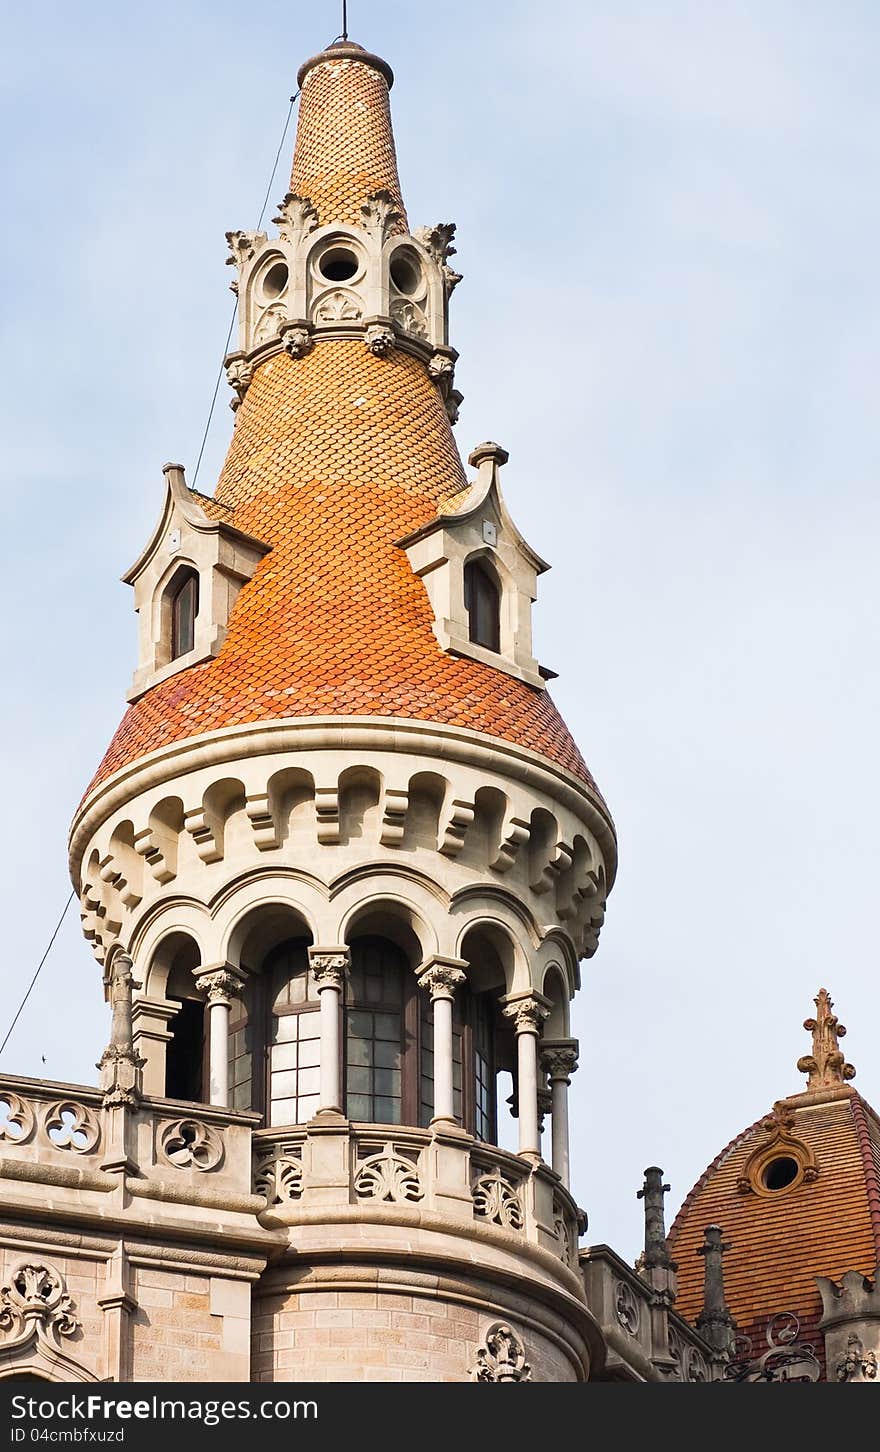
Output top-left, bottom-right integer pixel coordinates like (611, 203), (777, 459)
(86, 344), (601, 799)
(290, 44), (407, 232)
(83, 45), (605, 811)
(668, 1088), (880, 1379)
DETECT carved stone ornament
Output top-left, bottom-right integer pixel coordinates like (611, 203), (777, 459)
(553, 1205), (577, 1268)
(254, 1150), (304, 1205)
(43, 1099), (100, 1154)
(797, 987), (856, 1090)
(445, 388), (463, 425)
(360, 189), (405, 239)
(736, 1100), (818, 1196)
(614, 1278), (641, 1336)
(540, 1044), (579, 1083)
(472, 1173), (524, 1231)
(0, 1262), (79, 1349)
(314, 290), (362, 324)
(159, 1117), (224, 1172)
(418, 962), (466, 1000)
(272, 192), (319, 242)
(354, 1145), (423, 1204)
(836, 1333), (878, 1382)
(472, 1322), (531, 1383)
(194, 967), (245, 1006)
(390, 299), (427, 338)
(225, 356), (253, 408)
(413, 222), (463, 294)
(278, 320), (314, 359)
(0, 1091), (35, 1144)
(309, 950), (350, 991)
(427, 352), (455, 384)
(225, 228), (266, 270)
(502, 997), (550, 1035)
(364, 321), (396, 357)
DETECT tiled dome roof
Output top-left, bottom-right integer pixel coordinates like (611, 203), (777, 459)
(668, 1000), (880, 1381)
(84, 45), (605, 807)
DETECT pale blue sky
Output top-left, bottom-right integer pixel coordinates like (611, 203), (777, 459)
(1, 1), (878, 1263)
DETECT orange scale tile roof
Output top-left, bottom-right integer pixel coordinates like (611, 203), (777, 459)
(87, 342), (600, 799)
(668, 1088), (880, 1378)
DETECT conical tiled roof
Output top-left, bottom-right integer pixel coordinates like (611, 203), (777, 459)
(84, 43), (605, 806)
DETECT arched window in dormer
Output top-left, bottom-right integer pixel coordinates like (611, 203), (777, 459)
(464, 559), (500, 653)
(170, 569), (198, 660)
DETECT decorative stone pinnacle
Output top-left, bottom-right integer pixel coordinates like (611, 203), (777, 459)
(194, 966), (246, 1005)
(418, 960), (466, 999)
(98, 953), (145, 1107)
(637, 1167), (676, 1272)
(308, 948), (351, 990)
(696, 1225), (736, 1355)
(502, 996), (550, 1035)
(796, 988), (856, 1090)
(540, 1040), (579, 1082)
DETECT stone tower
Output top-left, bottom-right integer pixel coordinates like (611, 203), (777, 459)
(0, 38), (626, 1384)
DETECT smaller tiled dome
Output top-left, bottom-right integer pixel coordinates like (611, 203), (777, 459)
(668, 991), (880, 1381)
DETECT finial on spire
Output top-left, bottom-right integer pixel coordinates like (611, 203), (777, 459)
(341, 0), (348, 41)
(637, 1167), (675, 1271)
(796, 988), (856, 1091)
(696, 1226), (736, 1356)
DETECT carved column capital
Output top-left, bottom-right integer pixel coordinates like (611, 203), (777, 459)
(502, 994), (550, 1036)
(540, 1038), (579, 1083)
(308, 946), (351, 992)
(193, 964), (246, 1006)
(417, 956), (468, 1001)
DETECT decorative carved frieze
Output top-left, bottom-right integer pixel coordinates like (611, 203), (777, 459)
(43, 1100), (100, 1154)
(471, 1322), (531, 1382)
(159, 1117), (223, 1172)
(614, 1278), (641, 1336)
(472, 1173), (524, 1231)
(314, 289), (362, 324)
(354, 1145), (423, 1203)
(390, 299), (427, 338)
(0, 1261), (78, 1348)
(254, 1149), (304, 1205)
(0, 1091), (35, 1144)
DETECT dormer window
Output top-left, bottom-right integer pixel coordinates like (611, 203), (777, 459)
(464, 559), (500, 653)
(170, 569), (199, 660)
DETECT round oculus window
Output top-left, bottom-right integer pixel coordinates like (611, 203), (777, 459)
(318, 246), (360, 282)
(389, 249), (422, 296)
(261, 260), (289, 299)
(761, 1156), (800, 1191)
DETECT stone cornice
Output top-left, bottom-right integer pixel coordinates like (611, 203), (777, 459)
(70, 716), (617, 886)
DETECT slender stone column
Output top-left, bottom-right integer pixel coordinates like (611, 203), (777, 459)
(309, 948), (351, 1114)
(418, 958), (467, 1124)
(503, 995), (550, 1159)
(193, 965), (246, 1108)
(540, 1039), (578, 1186)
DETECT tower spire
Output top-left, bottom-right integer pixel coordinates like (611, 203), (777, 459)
(796, 988), (856, 1091)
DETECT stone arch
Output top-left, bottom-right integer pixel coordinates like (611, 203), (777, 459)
(337, 765), (382, 847)
(541, 963), (570, 1038)
(265, 766), (316, 849)
(401, 770), (446, 851)
(201, 776), (248, 865)
(106, 819), (143, 908)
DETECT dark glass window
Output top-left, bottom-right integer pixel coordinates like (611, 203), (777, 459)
(464, 560), (500, 652)
(345, 938), (405, 1123)
(165, 997), (205, 1101)
(170, 570), (198, 659)
(473, 997), (494, 1142)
